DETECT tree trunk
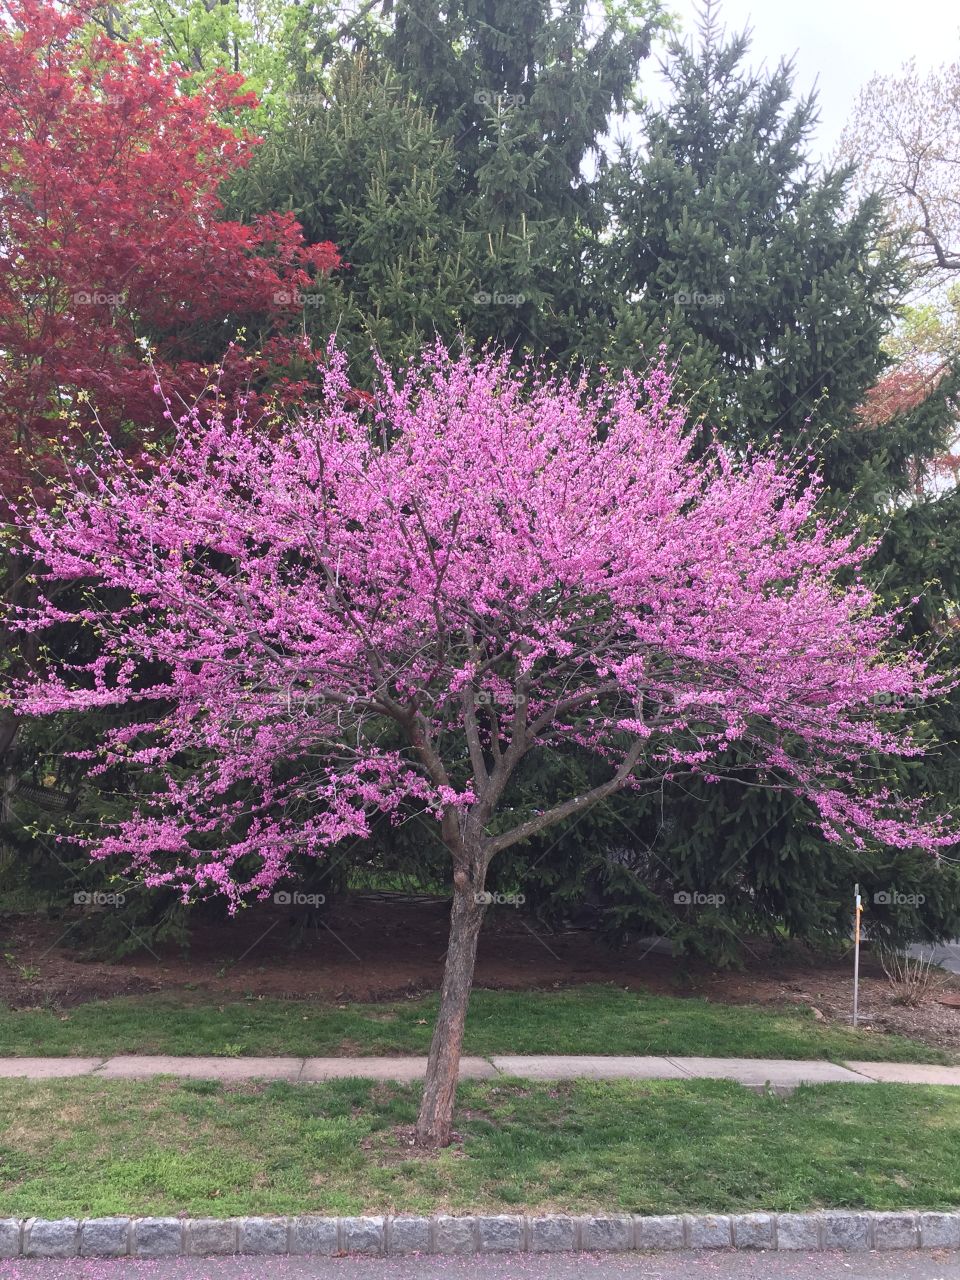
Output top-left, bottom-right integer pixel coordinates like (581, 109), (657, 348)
(0, 705), (19, 863)
(415, 857), (487, 1147)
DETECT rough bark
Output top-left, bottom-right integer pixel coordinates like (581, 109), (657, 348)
(0, 554), (33, 855)
(0, 704), (18, 827)
(415, 854), (487, 1147)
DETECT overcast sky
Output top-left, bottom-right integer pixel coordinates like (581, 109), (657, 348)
(644, 0), (959, 159)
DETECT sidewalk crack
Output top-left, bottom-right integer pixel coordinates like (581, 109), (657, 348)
(663, 1056), (696, 1077)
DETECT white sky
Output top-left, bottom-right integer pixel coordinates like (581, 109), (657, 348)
(647, 0), (960, 159)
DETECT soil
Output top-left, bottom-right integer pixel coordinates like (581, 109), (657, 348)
(2, 892), (960, 1052)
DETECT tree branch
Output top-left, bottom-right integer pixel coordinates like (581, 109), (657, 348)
(902, 177), (960, 270)
(484, 736), (647, 858)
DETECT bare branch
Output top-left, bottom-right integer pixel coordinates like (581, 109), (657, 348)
(484, 736), (647, 858)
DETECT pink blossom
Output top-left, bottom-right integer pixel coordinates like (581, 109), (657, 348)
(6, 340), (957, 905)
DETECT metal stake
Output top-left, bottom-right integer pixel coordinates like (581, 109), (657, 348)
(853, 882), (862, 1027)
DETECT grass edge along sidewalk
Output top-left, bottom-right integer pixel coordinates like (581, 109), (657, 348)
(0, 986), (950, 1063)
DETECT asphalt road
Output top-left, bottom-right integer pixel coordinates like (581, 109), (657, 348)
(2, 1254), (960, 1280)
(910, 941), (960, 974)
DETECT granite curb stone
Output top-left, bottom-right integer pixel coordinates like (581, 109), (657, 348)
(340, 1216), (385, 1255)
(386, 1217), (432, 1254)
(776, 1213), (822, 1250)
(289, 1217), (338, 1255)
(921, 1212), (960, 1248)
(872, 1212), (920, 1249)
(822, 1211), (872, 1250)
(635, 1214), (685, 1250)
(132, 1218), (183, 1258)
(477, 1215), (524, 1252)
(238, 1217), (289, 1255)
(80, 1218), (131, 1257)
(731, 1213), (775, 1250)
(185, 1218), (237, 1256)
(685, 1213), (732, 1248)
(24, 1219), (79, 1259)
(434, 1215), (477, 1254)
(529, 1215), (579, 1252)
(0, 1220), (22, 1259)
(580, 1215), (633, 1251)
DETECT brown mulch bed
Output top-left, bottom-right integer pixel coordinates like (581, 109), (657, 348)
(2, 894), (960, 1050)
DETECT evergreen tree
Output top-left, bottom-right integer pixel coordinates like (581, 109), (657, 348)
(226, 57), (478, 374)
(594, 4), (906, 500)
(376, 0), (666, 355)
(383, 0), (662, 221)
(223, 0), (667, 366)
(504, 8), (960, 958)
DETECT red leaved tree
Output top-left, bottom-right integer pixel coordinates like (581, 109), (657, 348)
(0, 0), (340, 814)
(0, 0), (341, 494)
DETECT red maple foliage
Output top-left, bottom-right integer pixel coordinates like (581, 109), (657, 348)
(854, 357), (960, 490)
(0, 0), (341, 494)
(853, 361), (947, 430)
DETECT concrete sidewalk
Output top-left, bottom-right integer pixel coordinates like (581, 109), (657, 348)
(1, 1054), (959, 1089)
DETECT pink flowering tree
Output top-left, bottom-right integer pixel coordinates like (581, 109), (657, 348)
(6, 343), (957, 1145)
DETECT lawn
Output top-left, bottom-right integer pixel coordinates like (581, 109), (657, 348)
(0, 984), (948, 1062)
(0, 1075), (958, 1217)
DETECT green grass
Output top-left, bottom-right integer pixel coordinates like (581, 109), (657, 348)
(0, 984), (948, 1062)
(1, 1075), (958, 1216)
